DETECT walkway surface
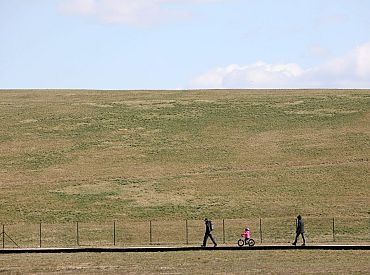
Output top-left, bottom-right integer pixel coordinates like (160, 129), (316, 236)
(1, 245), (369, 254)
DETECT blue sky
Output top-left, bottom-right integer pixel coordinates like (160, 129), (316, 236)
(1, 0), (370, 89)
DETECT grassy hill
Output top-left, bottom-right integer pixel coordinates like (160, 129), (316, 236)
(0, 89), (369, 223)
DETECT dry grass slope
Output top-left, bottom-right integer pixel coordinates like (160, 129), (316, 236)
(0, 89), (369, 224)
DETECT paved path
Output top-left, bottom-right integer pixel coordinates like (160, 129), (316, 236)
(1, 245), (369, 254)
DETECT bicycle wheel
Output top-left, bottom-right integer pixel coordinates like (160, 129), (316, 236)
(248, 239), (255, 247)
(237, 239), (244, 247)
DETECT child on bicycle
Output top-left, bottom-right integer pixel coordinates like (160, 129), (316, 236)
(242, 226), (251, 242)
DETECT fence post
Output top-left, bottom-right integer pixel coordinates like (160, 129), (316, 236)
(332, 217), (335, 242)
(39, 222), (42, 248)
(185, 220), (189, 245)
(149, 221), (152, 244)
(113, 221), (116, 246)
(259, 218), (263, 244)
(222, 219), (225, 244)
(76, 222), (79, 246)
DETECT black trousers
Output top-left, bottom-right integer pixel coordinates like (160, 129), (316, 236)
(203, 231), (217, 246)
(293, 232), (306, 244)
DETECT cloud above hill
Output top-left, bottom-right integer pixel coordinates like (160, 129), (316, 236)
(58, 0), (224, 27)
(191, 42), (370, 89)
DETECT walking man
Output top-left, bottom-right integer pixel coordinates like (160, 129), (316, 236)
(292, 215), (306, 246)
(202, 218), (217, 247)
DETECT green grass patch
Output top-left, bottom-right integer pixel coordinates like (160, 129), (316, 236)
(0, 89), (368, 227)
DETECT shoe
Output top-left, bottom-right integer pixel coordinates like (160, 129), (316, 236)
(292, 242), (296, 246)
(301, 243), (306, 246)
(214, 244), (217, 247)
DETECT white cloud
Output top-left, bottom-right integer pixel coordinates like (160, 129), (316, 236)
(58, 0), (223, 27)
(191, 42), (370, 89)
(309, 45), (331, 59)
(192, 63), (304, 88)
(354, 42), (370, 78)
(59, 0), (96, 16)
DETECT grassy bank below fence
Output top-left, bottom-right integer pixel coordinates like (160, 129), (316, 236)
(1, 250), (369, 274)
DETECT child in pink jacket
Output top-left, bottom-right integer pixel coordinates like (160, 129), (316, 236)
(242, 227), (251, 241)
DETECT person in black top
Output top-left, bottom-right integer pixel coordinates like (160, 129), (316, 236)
(202, 218), (217, 247)
(292, 215), (306, 246)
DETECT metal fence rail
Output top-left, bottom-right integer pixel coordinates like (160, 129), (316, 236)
(1, 217), (369, 248)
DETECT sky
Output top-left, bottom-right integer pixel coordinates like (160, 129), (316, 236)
(1, 0), (370, 89)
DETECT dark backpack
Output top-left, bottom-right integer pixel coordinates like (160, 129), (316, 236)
(209, 221), (214, 231)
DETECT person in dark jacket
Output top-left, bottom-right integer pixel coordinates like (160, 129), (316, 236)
(202, 218), (217, 247)
(292, 215), (306, 246)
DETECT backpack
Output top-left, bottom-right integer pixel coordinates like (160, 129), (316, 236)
(209, 221), (214, 231)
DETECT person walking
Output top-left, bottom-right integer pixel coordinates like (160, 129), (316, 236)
(292, 215), (306, 246)
(202, 218), (217, 247)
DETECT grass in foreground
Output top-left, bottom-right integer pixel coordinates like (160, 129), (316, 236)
(0, 250), (369, 274)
